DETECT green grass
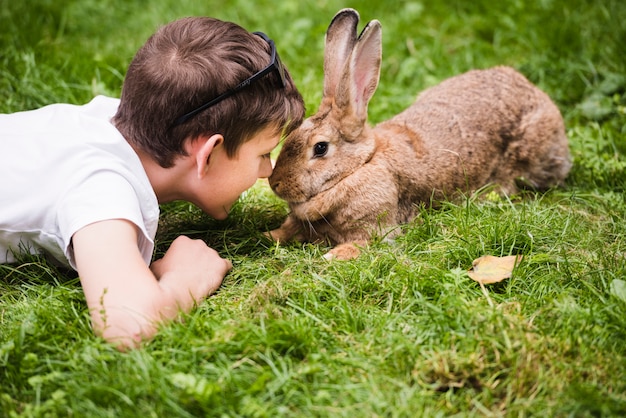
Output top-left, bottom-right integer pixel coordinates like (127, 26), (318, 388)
(1, 0), (626, 416)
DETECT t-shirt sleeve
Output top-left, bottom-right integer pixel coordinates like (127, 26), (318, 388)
(56, 170), (155, 270)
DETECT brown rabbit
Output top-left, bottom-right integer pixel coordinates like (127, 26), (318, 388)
(268, 8), (571, 260)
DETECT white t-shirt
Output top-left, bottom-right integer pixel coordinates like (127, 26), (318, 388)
(0, 96), (159, 269)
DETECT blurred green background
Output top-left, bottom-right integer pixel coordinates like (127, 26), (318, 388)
(2, 0), (624, 120)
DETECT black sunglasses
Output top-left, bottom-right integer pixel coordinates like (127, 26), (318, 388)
(172, 32), (287, 127)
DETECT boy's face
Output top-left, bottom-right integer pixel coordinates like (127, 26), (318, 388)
(196, 125), (280, 220)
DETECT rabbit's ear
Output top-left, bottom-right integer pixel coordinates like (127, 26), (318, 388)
(323, 9), (360, 100)
(335, 19), (382, 127)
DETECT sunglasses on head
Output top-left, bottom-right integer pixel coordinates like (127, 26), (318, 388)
(172, 32), (287, 127)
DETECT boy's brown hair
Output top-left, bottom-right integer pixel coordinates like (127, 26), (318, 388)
(113, 17), (305, 168)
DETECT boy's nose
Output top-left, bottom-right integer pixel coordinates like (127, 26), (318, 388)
(259, 158), (273, 178)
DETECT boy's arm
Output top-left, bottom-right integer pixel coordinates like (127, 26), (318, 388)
(72, 219), (231, 350)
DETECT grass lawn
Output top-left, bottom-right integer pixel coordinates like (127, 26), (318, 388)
(1, 0), (626, 416)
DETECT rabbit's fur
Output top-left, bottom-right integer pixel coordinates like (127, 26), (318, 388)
(268, 8), (571, 259)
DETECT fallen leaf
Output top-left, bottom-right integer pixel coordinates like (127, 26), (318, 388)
(467, 255), (522, 284)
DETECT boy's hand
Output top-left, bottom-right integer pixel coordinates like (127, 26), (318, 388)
(150, 235), (232, 311)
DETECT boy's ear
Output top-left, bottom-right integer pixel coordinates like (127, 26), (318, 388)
(194, 134), (224, 179)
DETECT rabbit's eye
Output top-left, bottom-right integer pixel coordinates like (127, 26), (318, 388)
(313, 142), (329, 158)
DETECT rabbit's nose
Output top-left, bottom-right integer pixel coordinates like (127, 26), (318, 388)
(268, 177), (280, 191)
(268, 174), (284, 194)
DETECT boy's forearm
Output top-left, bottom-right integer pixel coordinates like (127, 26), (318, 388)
(74, 222), (230, 350)
(89, 268), (225, 350)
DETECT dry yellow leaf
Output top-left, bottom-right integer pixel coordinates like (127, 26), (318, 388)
(467, 255), (523, 284)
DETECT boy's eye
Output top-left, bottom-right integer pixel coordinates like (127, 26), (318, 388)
(262, 153), (271, 159)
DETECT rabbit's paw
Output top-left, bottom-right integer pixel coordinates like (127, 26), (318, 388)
(266, 215), (302, 243)
(323, 241), (367, 260)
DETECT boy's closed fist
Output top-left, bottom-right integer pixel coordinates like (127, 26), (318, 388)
(152, 236), (232, 309)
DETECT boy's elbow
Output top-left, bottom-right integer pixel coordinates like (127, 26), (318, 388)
(91, 308), (159, 351)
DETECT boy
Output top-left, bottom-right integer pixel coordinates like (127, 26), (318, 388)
(0, 17), (305, 349)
